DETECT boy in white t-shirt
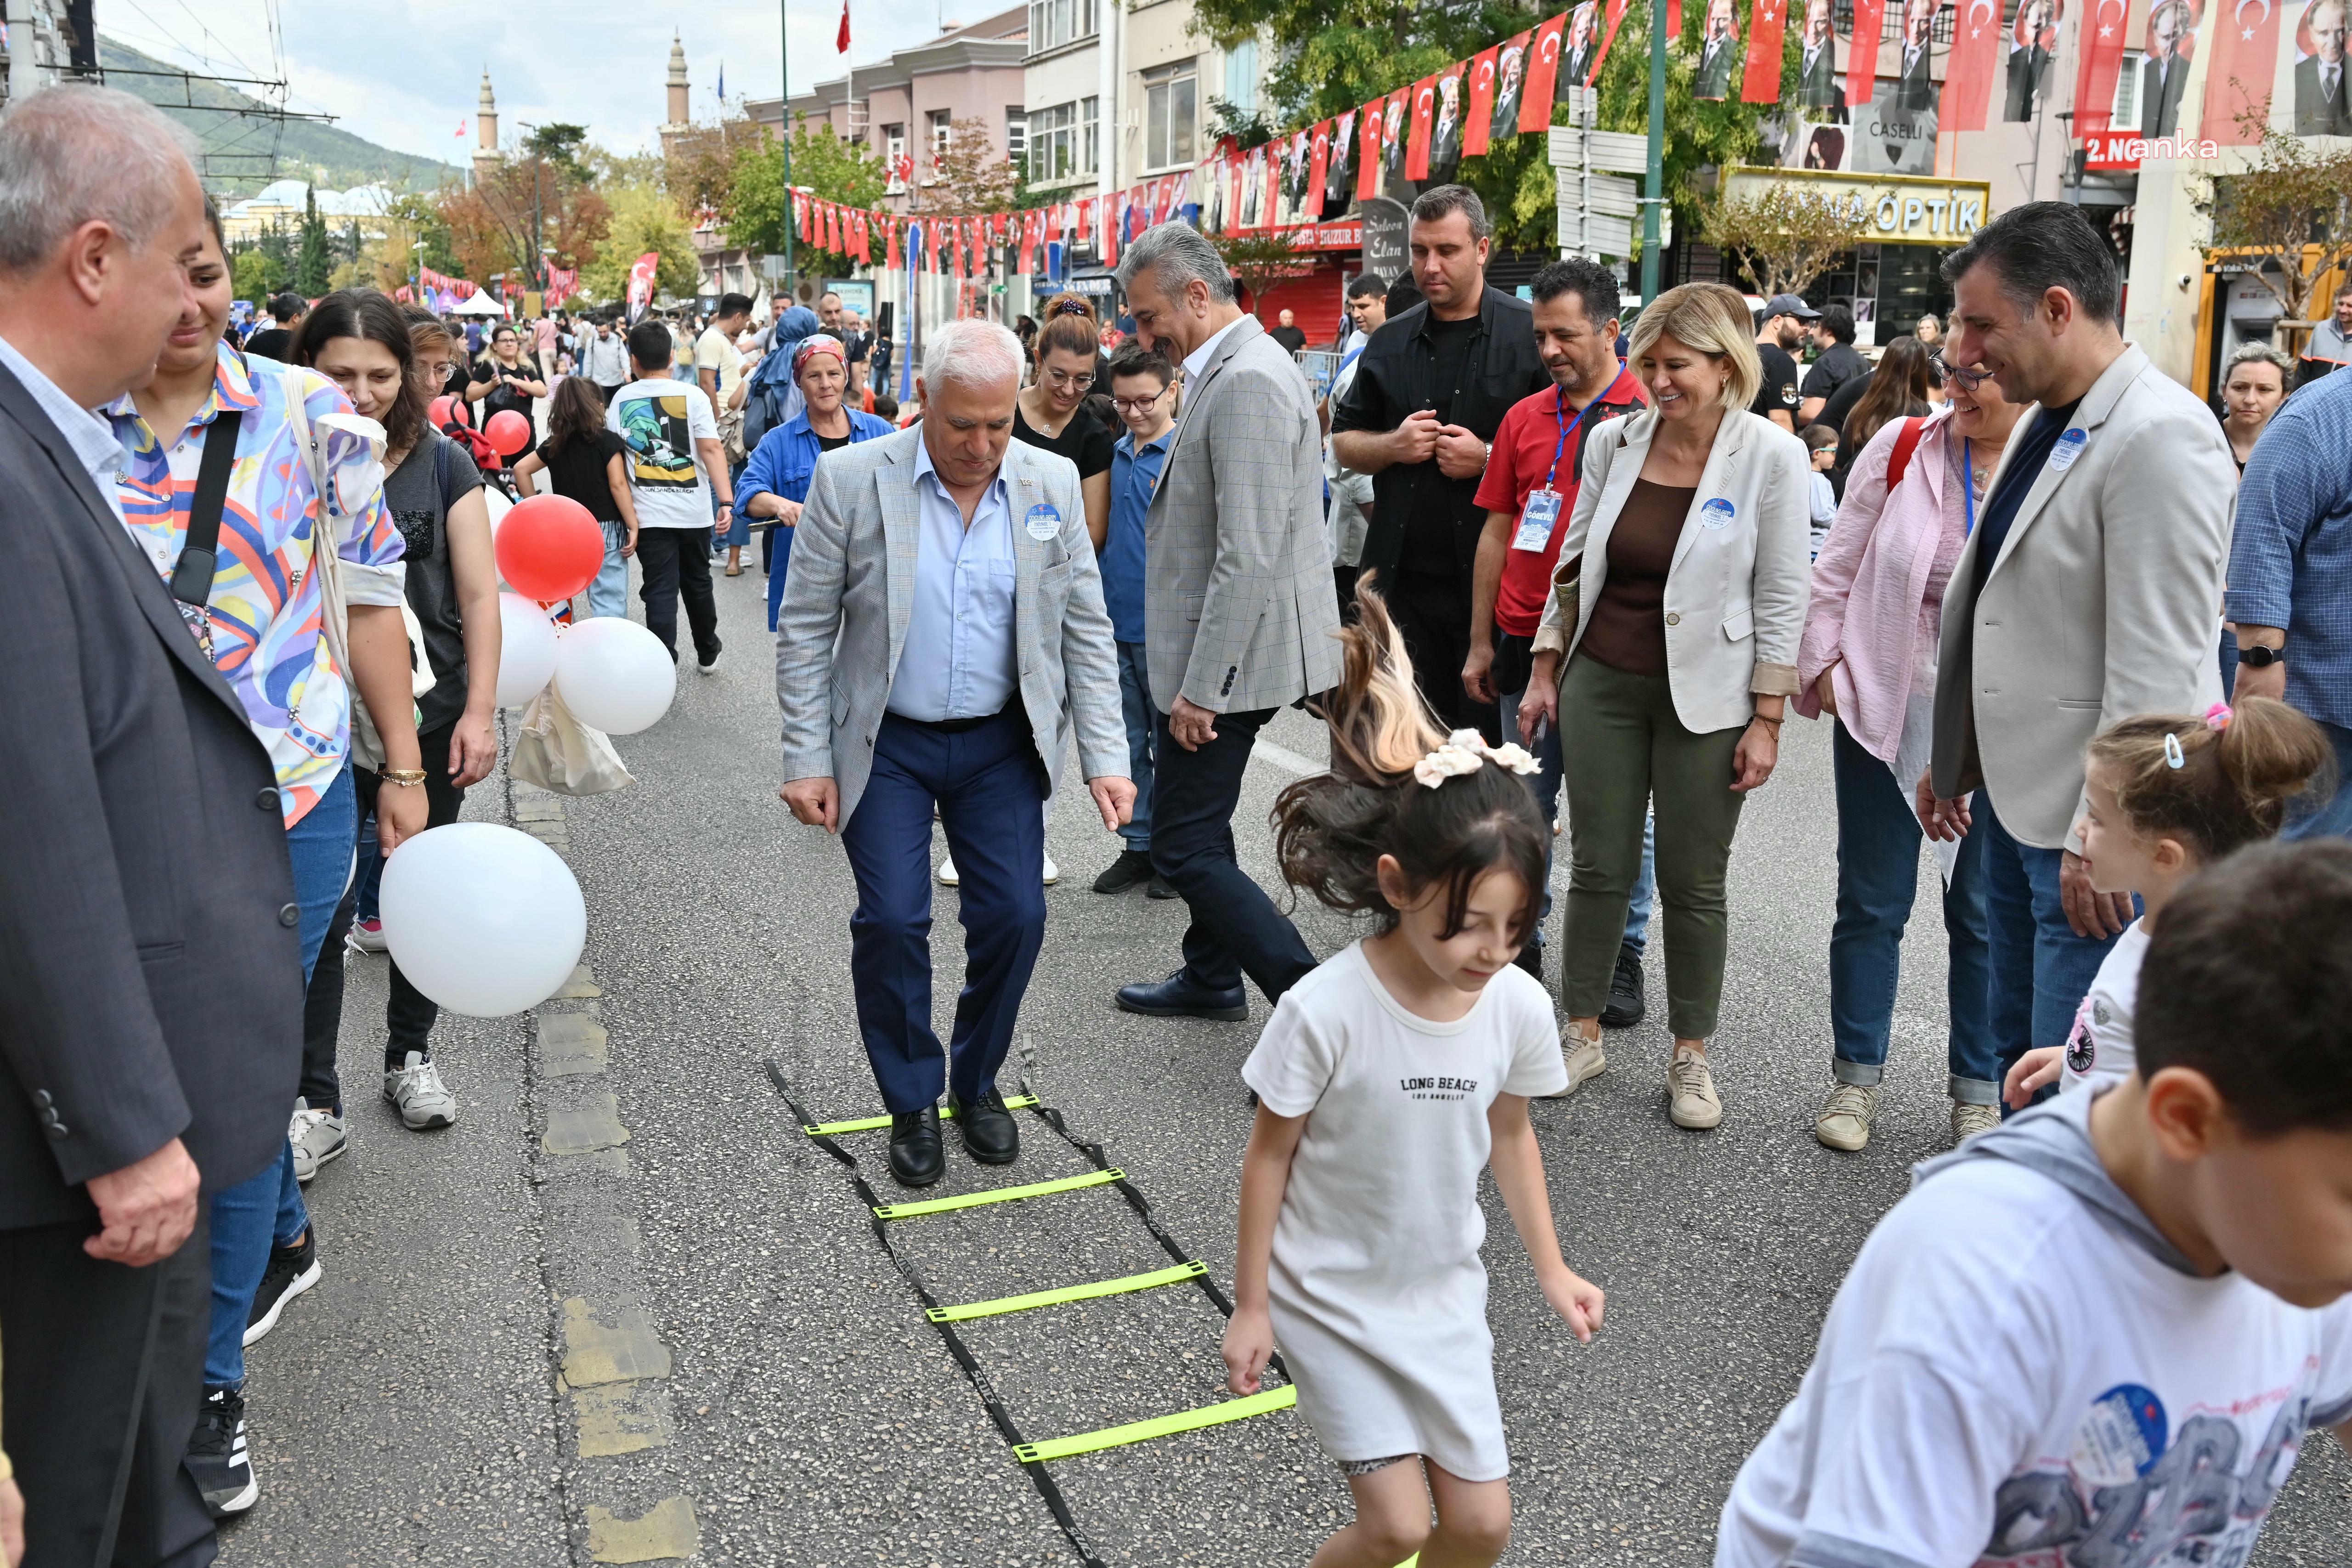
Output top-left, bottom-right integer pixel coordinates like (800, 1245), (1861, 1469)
(608, 320), (733, 673)
(1718, 839), (2352, 1568)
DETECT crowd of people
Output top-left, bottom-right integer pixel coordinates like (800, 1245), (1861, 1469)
(4, 79), (2351, 1568)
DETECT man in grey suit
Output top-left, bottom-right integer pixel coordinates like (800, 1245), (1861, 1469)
(1694, 0), (1741, 100)
(0, 87), (307, 1568)
(1922, 202), (2234, 1098)
(1111, 222), (1345, 1021)
(777, 318), (1131, 1187)
(2295, 0), (2352, 136)
(2139, 0), (2192, 136)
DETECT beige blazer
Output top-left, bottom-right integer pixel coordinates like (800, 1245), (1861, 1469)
(1534, 406), (1813, 734)
(1929, 344), (2233, 849)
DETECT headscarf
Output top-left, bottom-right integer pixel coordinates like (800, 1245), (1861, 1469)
(792, 333), (848, 381)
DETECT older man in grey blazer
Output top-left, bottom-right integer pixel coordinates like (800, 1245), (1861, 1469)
(1111, 222), (1345, 1021)
(777, 318), (1131, 1186)
(1921, 202), (2233, 1099)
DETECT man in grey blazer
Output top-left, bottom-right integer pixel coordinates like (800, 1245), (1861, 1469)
(1922, 202), (2233, 1095)
(777, 318), (1131, 1187)
(0, 87), (307, 1568)
(1110, 222), (1345, 1020)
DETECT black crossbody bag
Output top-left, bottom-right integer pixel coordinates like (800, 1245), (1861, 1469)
(164, 412), (245, 656)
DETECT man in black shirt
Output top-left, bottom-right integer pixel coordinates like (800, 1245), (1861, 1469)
(1266, 308), (1307, 355)
(243, 293), (302, 361)
(1798, 304), (1870, 424)
(1332, 184), (1550, 735)
(1751, 292), (1816, 431)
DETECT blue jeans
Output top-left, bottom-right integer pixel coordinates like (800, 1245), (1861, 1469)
(765, 521), (796, 632)
(1114, 640), (1155, 852)
(588, 519), (631, 620)
(1827, 722), (1998, 1103)
(842, 710), (1048, 1113)
(1977, 785), (2126, 1096)
(1497, 684), (1656, 956)
(2285, 720), (2352, 841)
(206, 765), (352, 1389)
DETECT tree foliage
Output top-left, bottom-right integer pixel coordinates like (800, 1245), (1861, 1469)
(577, 180), (701, 303)
(720, 113), (890, 276)
(1214, 229), (1319, 310)
(231, 248), (273, 302)
(523, 123), (595, 186)
(439, 156), (610, 291)
(2205, 121), (2352, 333)
(296, 186), (332, 295)
(666, 116), (773, 221)
(1703, 179), (1871, 296)
(906, 116), (1029, 215)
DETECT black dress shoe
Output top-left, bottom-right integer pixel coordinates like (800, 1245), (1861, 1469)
(887, 1106), (944, 1187)
(1599, 943), (1647, 1028)
(1092, 849), (1155, 894)
(947, 1088), (1019, 1164)
(1116, 969), (1248, 1021)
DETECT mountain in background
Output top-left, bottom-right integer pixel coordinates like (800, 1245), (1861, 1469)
(99, 36), (463, 197)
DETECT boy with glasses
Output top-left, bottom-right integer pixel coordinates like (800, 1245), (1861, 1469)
(1091, 343), (1180, 896)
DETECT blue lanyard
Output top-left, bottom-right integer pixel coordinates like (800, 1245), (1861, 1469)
(1543, 374), (1619, 492)
(1961, 438), (1976, 538)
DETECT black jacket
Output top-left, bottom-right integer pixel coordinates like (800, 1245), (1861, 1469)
(0, 360), (304, 1229)
(1333, 285), (1551, 579)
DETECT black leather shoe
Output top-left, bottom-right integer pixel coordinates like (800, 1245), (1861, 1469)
(1092, 849), (1155, 894)
(887, 1106), (944, 1187)
(948, 1088), (1019, 1164)
(1599, 944), (1647, 1028)
(1116, 970), (1248, 1021)
(1146, 875), (1178, 900)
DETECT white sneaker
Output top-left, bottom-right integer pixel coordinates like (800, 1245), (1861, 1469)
(696, 651), (723, 676)
(288, 1098), (349, 1183)
(1668, 1045), (1723, 1129)
(345, 916), (387, 955)
(937, 855), (960, 887)
(383, 1051), (459, 1130)
(1042, 853), (1060, 886)
(1815, 1082), (1877, 1152)
(1545, 1027), (1606, 1098)
(1951, 1101), (2001, 1144)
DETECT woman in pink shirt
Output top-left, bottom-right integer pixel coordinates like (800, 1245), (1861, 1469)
(1794, 360), (2024, 1154)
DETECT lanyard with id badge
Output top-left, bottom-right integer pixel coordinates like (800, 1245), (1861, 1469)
(1511, 388), (1611, 553)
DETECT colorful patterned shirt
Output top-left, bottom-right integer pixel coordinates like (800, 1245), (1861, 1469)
(106, 343), (404, 824)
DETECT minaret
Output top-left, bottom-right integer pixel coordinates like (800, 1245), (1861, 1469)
(474, 70), (500, 183)
(660, 34), (690, 156)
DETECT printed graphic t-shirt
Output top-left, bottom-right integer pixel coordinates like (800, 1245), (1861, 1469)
(2061, 917), (2149, 1094)
(1714, 1088), (2352, 1568)
(606, 377), (719, 530)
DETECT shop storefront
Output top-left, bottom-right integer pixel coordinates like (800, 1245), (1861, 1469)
(1717, 167), (1995, 342)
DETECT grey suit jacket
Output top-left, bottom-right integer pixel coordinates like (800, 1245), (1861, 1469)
(775, 425), (1127, 828)
(1930, 344), (2233, 849)
(1144, 314), (1343, 713)
(0, 361), (304, 1228)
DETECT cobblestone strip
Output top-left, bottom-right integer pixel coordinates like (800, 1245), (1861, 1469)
(510, 777), (701, 1565)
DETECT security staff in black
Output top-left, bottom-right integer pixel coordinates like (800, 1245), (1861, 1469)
(1331, 184), (1549, 736)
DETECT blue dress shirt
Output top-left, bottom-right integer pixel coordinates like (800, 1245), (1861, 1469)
(888, 437), (1020, 722)
(0, 333), (130, 523)
(2228, 369), (2352, 730)
(1103, 424), (1173, 644)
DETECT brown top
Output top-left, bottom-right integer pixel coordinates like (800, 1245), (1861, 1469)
(1581, 478), (1695, 677)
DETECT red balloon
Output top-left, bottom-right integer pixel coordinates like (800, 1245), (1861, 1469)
(486, 409), (533, 456)
(493, 495), (604, 601)
(427, 394), (471, 430)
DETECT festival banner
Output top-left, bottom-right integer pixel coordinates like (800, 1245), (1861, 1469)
(1744, 0), (1792, 101)
(1522, 11), (1569, 131)
(1376, 89), (1411, 195)
(1308, 120), (1333, 218)
(1020, 209), (1040, 272)
(1407, 73), (1439, 180)
(1941, 0), (2007, 132)
(1356, 96), (1387, 199)
(1589, 0), (1633, 84)
(1847, 0), (1889, 103)
(791, 190), (810, 236)
(1432, 62), (1466, 179)
(1324, 111), (1357, 213)
(1466, 46), (1502, 154)
(2201, 0), (2284, 142)
(625, 252), (660, 323)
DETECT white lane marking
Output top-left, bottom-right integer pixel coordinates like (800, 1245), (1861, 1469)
(1250, 739), (1321, 776)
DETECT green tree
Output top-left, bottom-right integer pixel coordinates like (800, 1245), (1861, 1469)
(523, 122), (594, 186)
(231, 246), (273, 302)
(722, 112), (888, 274)
(577, 180), (701, 303)
(296, 186), (332, 295)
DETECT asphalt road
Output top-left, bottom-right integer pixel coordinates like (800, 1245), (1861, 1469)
(226, 558), (2350, 1567)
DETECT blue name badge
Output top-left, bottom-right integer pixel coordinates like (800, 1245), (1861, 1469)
(1024, 502), (1062, 541)
(2048, 428), (2088, 474)
(1511, 490), (1562, 552)
(1699, 497), (1737, 530)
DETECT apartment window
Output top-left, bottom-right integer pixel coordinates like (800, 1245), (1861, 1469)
(928, 109), (952, 159)
(1027, 99), (1099, 182)
(1006, 107), (1028, 163)
(884, 123), (907, 189)
(1082, 96), (1099, 175)
(2113, 50), (2142, 125)
(1027, 0), (1097, 54)
(1144, 60), (1197, 171)
(1223, 40), (1257, 114)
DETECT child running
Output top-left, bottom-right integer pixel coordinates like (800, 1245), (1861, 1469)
(1717, 838), (2352, 1568)
(1222, 589), (1606, 1568)
(2004, 697), (2329, 1105)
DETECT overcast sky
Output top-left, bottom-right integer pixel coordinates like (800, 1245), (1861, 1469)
(101, 0), (988, 175)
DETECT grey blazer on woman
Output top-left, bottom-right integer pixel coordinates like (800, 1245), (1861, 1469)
(775, 425), (1128, 828)
(1145, 314), (1344, 713)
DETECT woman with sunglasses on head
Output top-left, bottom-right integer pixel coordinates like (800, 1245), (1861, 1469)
(1793, 352), (2024, 1153)
(737, 332), (894, 634)
(1014, 293), (1116, 549)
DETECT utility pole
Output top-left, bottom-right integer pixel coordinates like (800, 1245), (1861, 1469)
(1640, 0), (1667, 303)
(782, 0), (797, 296)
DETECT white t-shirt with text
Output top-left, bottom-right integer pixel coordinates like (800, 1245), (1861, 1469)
(606, 378), (719, 531)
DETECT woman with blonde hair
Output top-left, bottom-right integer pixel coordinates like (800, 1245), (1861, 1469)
(1518, 282), (1812, 1129)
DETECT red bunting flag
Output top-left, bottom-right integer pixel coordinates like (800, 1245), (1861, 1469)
(1018, 210), (1037, 272)
(857, 209), (873, 263)
(1307, 120), (1332, 218)
(1589, 0), (1631, 85)
(1845, 0), (1888, 105)
(885, 217), (901, 271)
(1669, 0), (1684, 34)
(1102, 196), (1120, 266)
(1466, 46), (1501, 155)
(1407, 74), (1439, 180)
(1743, 0), (1790, 102)
(1356, 97), (1387, 199)
(1522, 11), (1568, 132)
(2073, 0), (2132, 137)
(2201, 0), (2283, 143)
(1940, 0), (2005, 133)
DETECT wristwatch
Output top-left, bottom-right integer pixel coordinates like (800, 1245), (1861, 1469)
(2238, 642), (2285, 668)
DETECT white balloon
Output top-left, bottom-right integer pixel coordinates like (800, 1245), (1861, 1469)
(378, 823), (586, 1017)
(496, 592), (560, 708)
(482, 485), (513, 538)
(554, 617), (677, 735)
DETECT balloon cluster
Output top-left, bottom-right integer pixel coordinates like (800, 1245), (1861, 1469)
(489, 495), (678, 734)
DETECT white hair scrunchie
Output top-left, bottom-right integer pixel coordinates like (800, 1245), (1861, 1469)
(1413, 729), (1542, 789)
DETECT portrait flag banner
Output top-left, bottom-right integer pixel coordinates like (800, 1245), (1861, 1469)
(1744, 0), (1792, 100)
(1942, 0), (2007, 131)
(1357, 96), (1388, 198)
(792, 190), (811, 236)
(2201, 0), (2284, 142)
(1589, 0), (1634, 83)
(1019, 209), (1039, 272)
(1466, 46), (1502, 153)
(1523, 11), (1570, 131)
(1308, 120), (1333, 217)
(625, 252), (660, 323)
(1847, 0), (1889, 102)
(2073, 0), (2132, 135)
(1407, 74), (1440, 179)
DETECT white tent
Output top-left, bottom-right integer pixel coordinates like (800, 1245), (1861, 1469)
(450, 292), (509, 317)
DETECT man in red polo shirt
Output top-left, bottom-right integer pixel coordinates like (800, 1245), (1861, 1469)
(1463, 257), (1653, 1013)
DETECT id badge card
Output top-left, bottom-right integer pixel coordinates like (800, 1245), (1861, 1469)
(1511, 490), (1562, 552)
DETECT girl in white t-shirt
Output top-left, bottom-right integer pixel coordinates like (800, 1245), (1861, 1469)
(1223, 589), (1606, 1568)
(2005, 697), (2329, 1104)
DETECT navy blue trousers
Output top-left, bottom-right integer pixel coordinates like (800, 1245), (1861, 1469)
(842, 709), (1048, 1114)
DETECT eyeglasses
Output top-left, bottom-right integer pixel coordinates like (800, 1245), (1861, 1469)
(1111, 389), (1168, 413)
(1933, 354), (1993, 392)
(1042, 367), (1096, 391)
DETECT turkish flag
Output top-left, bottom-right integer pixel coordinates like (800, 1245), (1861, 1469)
(792, 190), (810, 235)
(2072, 0), (2131, 137)
(1941, 0), (2005, 132)
(1846, 0), (1888, 104)
(1307, 120), (1332, 218)
(1590, 0), (1633, 85)
(1465, 47), (1500, 155)
(837, 0), (851, 53)
(1523, 12), (1569, 132)
(885, 217), (901, 270)
(2202, 0), (2284, 144)
(1405, 74), (1438, 181)
(852, 208), (870, 262)
(1357, 99), (1387, 199)
(1743, 0), (1790, 102)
